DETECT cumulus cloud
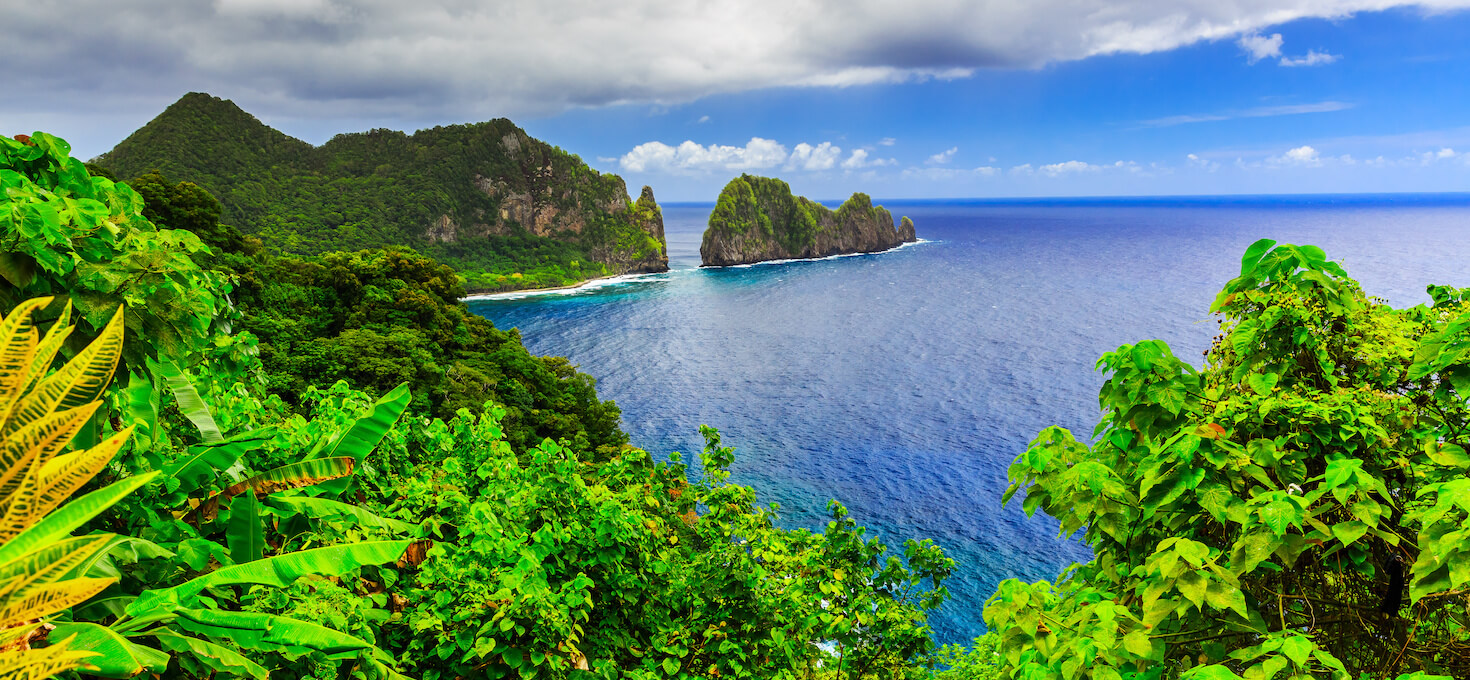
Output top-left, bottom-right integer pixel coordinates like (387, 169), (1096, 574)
(786, 142), (843, 171)
(1238, 33), (1285, 63)
(618, 137), (789, 173)
(9, 0), (1465, 135)
(879, 137), (898, 146)
(927, 147), (959, 164)
(1280, 49), (1341, 66)
(842, 149), (897, 169)
(1282, 145), (1323, 165)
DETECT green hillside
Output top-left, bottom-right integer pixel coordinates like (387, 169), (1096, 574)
(94, 93), (667, 292)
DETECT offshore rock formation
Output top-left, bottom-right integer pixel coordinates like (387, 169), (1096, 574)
(700, 174), (916, 267)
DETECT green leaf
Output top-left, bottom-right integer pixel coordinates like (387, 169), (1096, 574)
(226, 493), (265, 563)
(1181, 665), (1246, 680)
(127, 540), (413, 616)
(1281, 636), (1313, 666)
(662, 657), (681, 675)
(153, 632), (269, 679)
(50, 622), (169, 678)
(154, 358), (222, 443)
(173, 609), (394, 664)
(264, 495), (420, 535)
(1331, 520), (1369, 547)
(163, 429), (275, 497)
(0, 471), (158, 564)
(1123, 630), (1153, 657)
(1245, 372), (1280, 397)
(1426, 442), (1470, 468)
(312, 382), (411, 464)
(1239, 239), (1277, 277)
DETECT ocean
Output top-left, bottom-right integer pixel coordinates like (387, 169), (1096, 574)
(466, 195), (1470, 644)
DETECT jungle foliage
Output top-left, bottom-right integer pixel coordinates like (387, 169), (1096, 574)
(91, 93), (664, 293)
(123, 169), (626, 452)
(4, 131), (953, 679)
(978, 240), (1469, 680)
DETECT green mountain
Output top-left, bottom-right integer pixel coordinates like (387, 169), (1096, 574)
(94, 93), (667, 292)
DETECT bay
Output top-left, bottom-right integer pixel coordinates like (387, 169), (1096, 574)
(467, 194), (1470, 644)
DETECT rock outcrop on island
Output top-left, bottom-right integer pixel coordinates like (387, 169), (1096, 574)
(94, 92), (668, 292)
(700, 174), (917, 267)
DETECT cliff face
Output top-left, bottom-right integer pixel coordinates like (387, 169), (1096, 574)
(700, 175), (916, 267)
(94, 93), (668, 288)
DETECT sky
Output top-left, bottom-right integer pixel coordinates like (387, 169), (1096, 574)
(4, 0), (1469, 201)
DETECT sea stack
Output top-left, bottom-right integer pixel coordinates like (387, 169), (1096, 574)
(699, 174), (917, 267)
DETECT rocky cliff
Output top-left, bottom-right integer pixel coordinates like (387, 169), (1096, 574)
(94, 93), (668, 291)
(700, 175), (916, 267)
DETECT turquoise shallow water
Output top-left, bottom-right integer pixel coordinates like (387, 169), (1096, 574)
(467, 195), (1470, 644)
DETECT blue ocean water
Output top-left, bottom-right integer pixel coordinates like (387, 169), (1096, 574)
(466, 195), (1470, 644)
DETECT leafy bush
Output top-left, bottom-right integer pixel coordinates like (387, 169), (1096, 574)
(982, 240), (1469, 680)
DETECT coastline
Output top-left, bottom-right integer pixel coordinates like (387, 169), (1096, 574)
(700, 237), (931, 270)
(462, 270), (672, 302)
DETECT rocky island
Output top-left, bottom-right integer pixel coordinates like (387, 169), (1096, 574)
(699, 174), (916, 267)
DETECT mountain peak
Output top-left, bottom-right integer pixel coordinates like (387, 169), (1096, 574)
(94, 92), (311, 179)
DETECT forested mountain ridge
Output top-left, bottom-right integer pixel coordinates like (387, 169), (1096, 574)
(94, 92), (667, 292)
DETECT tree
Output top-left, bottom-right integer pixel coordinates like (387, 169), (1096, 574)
(983, 240), (1468, 680)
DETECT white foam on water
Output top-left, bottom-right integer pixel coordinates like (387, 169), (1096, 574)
(463, 270), (682, 301)
(711, 238), (933, 270)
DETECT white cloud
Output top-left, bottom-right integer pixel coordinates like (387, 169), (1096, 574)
(1008, 159), (1143, 177)
(1283, 145), (1322, 165)
(927, 147), (959, 164)
(1039, 160), (1098, 176)
(902, 166), (999, 180)
(786, 142), (843, 171)
(1141, 100), (1353, 127)
(697, 115), (711, 123)
(618, 137), (790, 173)
(1280, 49), (1340, 66)
(17, 0), (1462, 131)
(1238, 33), (1284, 63)
(879, 137), (897, 146)
(1187, 153), (1221, 172)
(842, 148), (897, 169)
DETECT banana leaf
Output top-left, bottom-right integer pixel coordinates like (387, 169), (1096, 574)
(125, 540), (413, 617)
(162, 428), (275, 498)
(192, 457), (355, 523)
(264, 495), (420, 535)
(75, 535), (174, 580)
(50, 622), (170, 678)
(310, 383), (410, 465)
(172, 608), (396, 665)
(0, 471), (158, 564)
(152, 631), (268, 679)
(226, 493), (264, 564)
(152, 358), (222, 444)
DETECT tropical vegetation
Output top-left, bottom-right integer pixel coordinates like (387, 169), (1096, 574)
(977, 240), (1468, 679)
(91, 93), (667, 293)
(4, 130), (953, 678)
